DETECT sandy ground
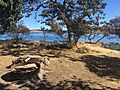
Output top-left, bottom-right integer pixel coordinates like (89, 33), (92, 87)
(0, 43), (120, 90)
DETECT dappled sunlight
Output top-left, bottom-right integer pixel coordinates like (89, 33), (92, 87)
(81, 55), (120, 80)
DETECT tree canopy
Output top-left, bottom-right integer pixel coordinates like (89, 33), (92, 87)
(9, 24), (30, 42)
(0, 0), (107, 45)
(0, 0), (35, 34)
(106, 16), (120, 38)
(0, 0), (22, 34)
(25, 0), (106, 45)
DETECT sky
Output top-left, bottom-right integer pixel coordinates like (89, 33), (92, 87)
(22, 0), (120, 30)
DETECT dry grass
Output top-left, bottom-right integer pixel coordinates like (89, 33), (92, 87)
(0, 42), (120, 89)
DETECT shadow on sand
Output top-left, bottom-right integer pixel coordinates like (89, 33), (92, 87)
(1, 71), (40, 82)
(1, 71), (91, 90)
(1, 73), (118, 90)
(80, 55), (120, 80)
(1, 55), (120, 89)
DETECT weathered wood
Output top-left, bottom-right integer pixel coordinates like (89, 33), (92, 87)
(12, 57), (22, 64)
(6, 55), (50, 76)
(6, 57), (27, 69)
(11, 63), (39, 73)
(24, 57), (31, 62)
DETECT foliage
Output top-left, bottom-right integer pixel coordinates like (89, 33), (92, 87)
(45, 20), (66, 41)
(26, 0), (106, 45)
(0, 0), (23, 34)
(87, 16), (120, 43)
(109, 16), (120, 37)
(40, 27), (47, 42)
(87, 23), (110, 43)
(9, 24), (30, 42)
(92, 16), (120, 43)
(0, 0), (35, 34)
(0, 0), (107, 46)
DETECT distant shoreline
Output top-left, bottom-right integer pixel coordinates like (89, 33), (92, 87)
(0, 33), (120, 44)
(30, 30), (42, 33)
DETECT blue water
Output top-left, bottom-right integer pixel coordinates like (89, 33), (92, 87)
(22, 32), (64, 41)
(0, 32), (120, 44)
(79, 34), (120, 44)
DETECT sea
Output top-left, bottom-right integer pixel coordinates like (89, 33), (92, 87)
(0, 32), (120, 44)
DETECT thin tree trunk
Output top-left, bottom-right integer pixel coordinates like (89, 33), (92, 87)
(95, 35), (107, 43)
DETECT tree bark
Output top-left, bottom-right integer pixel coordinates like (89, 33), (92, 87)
(66, 25), (72, 43)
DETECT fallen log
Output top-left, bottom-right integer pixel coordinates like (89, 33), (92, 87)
(11, 63), (40, 73)
(6, 56), (50, 69)
(6, 57), (24, 69)
(2, 63), (41, 81)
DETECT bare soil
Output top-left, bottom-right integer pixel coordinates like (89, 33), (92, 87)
(0, 42), (120, 90)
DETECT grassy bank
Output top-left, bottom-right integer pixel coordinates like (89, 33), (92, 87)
(103, 43), (120, 51)
(0, 40), (10, 44)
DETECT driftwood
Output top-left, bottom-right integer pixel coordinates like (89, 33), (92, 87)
(6, 56), (50, 73)
(11, 63), (39, 73)
(6, 57), (26, 69)
(19, 55), (50, 64)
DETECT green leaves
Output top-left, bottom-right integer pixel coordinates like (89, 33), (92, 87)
(32, 0), (106, 44)
(0, 0), (4, 5)
(0, 0), (107, 44)
(0, 0), (26, 34)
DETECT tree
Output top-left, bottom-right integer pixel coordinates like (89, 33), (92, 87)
(86, 16), (120, 43)
(9, 24), (30, 42)
(45, 20), (66, 41)
(109, 16), (120, 37)
(0, 0), (34, 34)
(26, 0), (106, 45)
(87, 22), (110, 43)
(0, 0), (22, 34)
(41, 27), (47, 42)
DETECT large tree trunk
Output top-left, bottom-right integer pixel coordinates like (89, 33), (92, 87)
(68, 29), (72, 43)
(66, 23), (82, 47)
(67, 27), (80, 47)
(66, 25), (72, 44)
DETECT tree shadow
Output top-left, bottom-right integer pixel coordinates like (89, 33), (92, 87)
(44, 43), (72, 50)
(1, 69), (119, 89)
(0, 83), (10, 90)
(52, 80), (90, 90)
(14, 79), (91, 90)
(0, 41), (71, 56)
(1, 70), (51, 90)
(80, 55), (120, 79)
(1, 70), (91, 89)
(1, 71), (38, 82)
